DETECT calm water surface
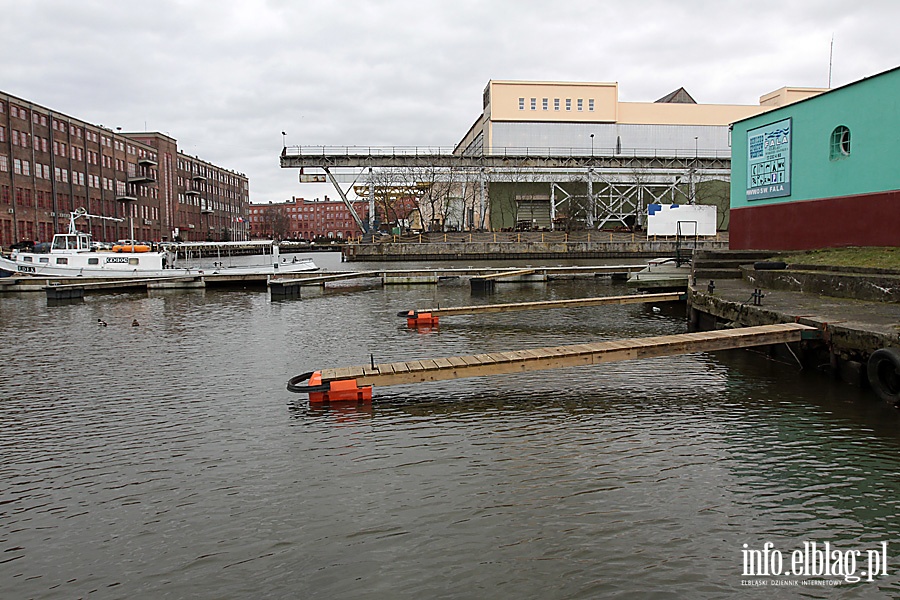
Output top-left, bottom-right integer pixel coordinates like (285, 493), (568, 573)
(2, 253), (900, 599)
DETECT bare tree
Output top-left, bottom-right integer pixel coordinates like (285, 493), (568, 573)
(260, 204), (290, 240)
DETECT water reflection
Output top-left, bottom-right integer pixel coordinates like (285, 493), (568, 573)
(2, 268), (900, 598)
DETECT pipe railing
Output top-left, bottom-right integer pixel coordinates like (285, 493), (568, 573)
(283, 145), (732, 160)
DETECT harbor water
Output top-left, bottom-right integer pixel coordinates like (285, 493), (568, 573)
(2, 252), (900, 598)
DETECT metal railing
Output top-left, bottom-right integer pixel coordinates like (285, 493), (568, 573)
(283, 145), (731, 160)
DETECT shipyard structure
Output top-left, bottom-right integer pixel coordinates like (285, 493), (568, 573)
(0, 91), (250, 248)
(281, 79), (826, 236)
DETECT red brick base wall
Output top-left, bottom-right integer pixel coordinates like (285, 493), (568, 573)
(730, 190), (900, 250)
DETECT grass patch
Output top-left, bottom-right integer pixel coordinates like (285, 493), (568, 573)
(776, 247), (900, 270)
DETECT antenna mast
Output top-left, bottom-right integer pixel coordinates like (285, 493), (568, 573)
(828, 34), (834, 88)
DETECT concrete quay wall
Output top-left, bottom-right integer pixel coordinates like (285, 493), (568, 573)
(344, 240), (729, 261)
(687, 274), (900, 398)
(742, 265), (900, 303)
(687, 286), (892, 358)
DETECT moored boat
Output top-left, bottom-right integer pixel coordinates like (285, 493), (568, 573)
(0, 209), (318, 278)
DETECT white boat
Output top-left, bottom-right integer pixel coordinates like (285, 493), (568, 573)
(0, 209), (318, 278)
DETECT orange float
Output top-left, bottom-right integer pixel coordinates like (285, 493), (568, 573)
(113, 243), (151, 253)
(404, 310), (440, 328)
(289, 370), (373, 404)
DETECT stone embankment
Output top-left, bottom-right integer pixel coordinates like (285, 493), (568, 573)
(688, 250), (900, 403)
(344, 231), (728, 261)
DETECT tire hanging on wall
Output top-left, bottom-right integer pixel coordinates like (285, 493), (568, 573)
(866, 348), (900, 404)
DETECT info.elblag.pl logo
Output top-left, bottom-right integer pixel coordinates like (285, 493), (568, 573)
(742, 541), (889, 585)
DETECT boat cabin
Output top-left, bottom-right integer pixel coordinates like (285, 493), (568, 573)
(51, 232), (93, 253)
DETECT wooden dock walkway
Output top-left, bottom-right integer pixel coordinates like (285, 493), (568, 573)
(471, 268), (536, 280)
(288, 323), (819, 401)
(401, 291), (684, 321)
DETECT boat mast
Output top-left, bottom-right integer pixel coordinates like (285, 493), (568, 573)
(69, 207), (124, 234)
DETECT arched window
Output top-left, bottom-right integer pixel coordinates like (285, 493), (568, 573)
(830, 126), (851, 160)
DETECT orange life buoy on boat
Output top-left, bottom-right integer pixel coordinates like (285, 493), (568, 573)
(113, 244), (151, 253)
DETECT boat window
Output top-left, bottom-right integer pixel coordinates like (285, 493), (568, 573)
(129, 258), (139, 266)
(40, 257), (49, 263)
(23, 256), (32, 262)
(56, 257), (68, 265)
(88, 258), (99, 265)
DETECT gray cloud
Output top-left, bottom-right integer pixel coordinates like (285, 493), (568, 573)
(3, 0), (898, 200)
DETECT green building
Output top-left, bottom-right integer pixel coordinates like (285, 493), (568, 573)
(730, 65), (900, 250)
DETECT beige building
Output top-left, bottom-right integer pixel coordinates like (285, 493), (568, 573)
(454, 80), (826, 231)
(458, 80), (827, 157)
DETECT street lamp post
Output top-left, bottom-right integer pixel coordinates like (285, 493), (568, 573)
(590, 133), (594, 157)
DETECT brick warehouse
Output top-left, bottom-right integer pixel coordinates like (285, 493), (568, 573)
(0, 91), (250, 248)
(249, 196), (370, 240)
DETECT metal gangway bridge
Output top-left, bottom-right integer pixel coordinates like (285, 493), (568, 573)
(279, 145), (731, 233)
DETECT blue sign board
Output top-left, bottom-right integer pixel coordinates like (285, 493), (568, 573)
(746, 117), (792, 200)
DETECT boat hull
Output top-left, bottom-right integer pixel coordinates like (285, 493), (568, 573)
(0, 253), (317, 278)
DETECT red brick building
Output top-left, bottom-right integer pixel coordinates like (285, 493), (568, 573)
(249, 196), (369, 240)
(0, 91), (250, 248)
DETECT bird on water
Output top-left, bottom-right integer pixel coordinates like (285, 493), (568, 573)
(98, 318), (107, 326)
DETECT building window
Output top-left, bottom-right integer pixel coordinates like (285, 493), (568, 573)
(830, 126), (851, 160)
(542, 98), (548, 110)
(530, 97), (536, 110)
(565, 99), (571, 111)
(518, 97), (525, 110)
(589, 99), (595, 111)
(577, 99), (583, 111)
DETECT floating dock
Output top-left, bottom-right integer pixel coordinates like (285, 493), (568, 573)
(1, 271), (283, 297)
(288, 323), (819, 403)
(44, 276), (205, 300)
(269, 265), (646, 299)
(626, 258), (691, 291)
(400, 291), (685, 327)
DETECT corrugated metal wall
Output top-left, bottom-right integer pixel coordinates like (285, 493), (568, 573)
(490, 122), (729, 157)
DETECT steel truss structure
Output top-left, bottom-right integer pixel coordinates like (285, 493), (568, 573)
(280, 146), (729, 231)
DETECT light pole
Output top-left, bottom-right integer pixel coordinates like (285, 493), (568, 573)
(694, 136), (698, 158)
(282, 131), (287, 148)
(590, 133), (594, 157)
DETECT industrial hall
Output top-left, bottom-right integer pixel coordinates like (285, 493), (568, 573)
(281, 79), (827, 236)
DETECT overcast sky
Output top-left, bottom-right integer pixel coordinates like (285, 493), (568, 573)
(2, 0), (897, 203)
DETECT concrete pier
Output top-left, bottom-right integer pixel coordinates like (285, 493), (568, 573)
(687, 251), (900, 394)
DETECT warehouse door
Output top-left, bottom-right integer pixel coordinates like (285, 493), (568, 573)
(515, 196), (551, 230)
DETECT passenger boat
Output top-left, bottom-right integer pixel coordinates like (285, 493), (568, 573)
(0, 209), (318, 278)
